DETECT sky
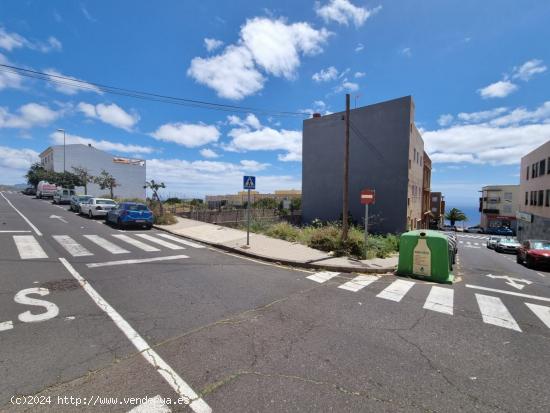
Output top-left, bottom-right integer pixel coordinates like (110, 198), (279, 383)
(0, 0), (549, 216)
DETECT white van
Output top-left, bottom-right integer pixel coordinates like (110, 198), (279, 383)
(53, 188), (76, 204)
(36, 181), (58, 199)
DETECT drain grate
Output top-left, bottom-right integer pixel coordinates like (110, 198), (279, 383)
(40, 278), (81, 291)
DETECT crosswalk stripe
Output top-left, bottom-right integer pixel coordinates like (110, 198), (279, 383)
(306, 271), (339, 283)
(376, 279), (415, 302)
(0, 321), (13, 331)
(83, 235), (130, 254)
(423, 286), (454, 315)
(338, 274), (378, 292)
(475, 294), (521, 331)
(53, 235), (93, 257)
(135, 234), (185, 250)
(525, 303), (550, 328)
(128, 395), (171, 413)
(111, 234), (160, 252)
(157, 233), (205, 248)
(13, 235), (48, 259)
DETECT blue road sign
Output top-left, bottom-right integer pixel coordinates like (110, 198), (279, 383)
(243, 176), (256, 190)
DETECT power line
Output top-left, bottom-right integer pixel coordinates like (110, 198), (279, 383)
(0, 63), (308, 119)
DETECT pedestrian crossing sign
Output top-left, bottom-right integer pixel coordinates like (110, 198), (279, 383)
(243, 176), (256, 190)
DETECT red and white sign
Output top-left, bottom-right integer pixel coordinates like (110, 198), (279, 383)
(360, 189), (375, 205)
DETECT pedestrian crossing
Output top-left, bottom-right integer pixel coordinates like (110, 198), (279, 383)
(7, 232), (204, 260)
(458, 234), (489, 240)
(306, 271), (550, 333)
(459, 240), (483, 248)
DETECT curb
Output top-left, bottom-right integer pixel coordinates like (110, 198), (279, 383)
(154, 225), (396, 274)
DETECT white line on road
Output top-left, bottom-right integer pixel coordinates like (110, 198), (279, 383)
(86, 254), (189, 268)
(525, 303), (550, 329)
(465, 284), (550, 302)
(112, 234), (160, 252)
(0, 192), (42, 236)
(0, 320), (13, 331)
(135, 234), (185, 250)
(53, 235), (94, 257)
(0, 230), (31, 233)
(84, 235), (130, 254)
(306, 271), (340, 283)
(128, 395), (171, 413)
(376, 279), (415, 302)
(157, 233), (205, 248)
(537, 272), (546, 278)
(475, 294), (521, 331)
(423, 286), (454, 315)
(58, 258), (210, 413)
(13, 235), (48, 259)
(338, 274), (379, 292)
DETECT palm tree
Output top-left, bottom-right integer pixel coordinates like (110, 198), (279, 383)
(144, 180), (165, 215)
(445, 208), (468, 226)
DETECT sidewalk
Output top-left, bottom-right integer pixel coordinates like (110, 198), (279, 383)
(155, 217), (397, 274)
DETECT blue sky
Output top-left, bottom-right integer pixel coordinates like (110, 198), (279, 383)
(0, 0), (549, 216)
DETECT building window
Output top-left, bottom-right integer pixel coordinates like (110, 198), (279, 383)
(525, 192), (528, 205)
(503, 205), (512, 213)
(432, 196), (438, 202)
(533, 163), (538, 178)
(546, 190), (550, 207)
(504, 192), (512, 201)
(541, 159), (547, 176)
(530, 191), (535, 206)
(407, 198), (410, 206)
(548, 158), (550, 174)
(409, 159), (411, 169)
(431, 207), (437, 212)
(526, 166), (529, 180)
(539, 190), (544, 206)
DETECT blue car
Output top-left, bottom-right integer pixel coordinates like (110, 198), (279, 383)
(487, 226), (514, 236)
(106, 202), (154, 229)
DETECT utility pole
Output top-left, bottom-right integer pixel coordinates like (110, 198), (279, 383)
(342, 93), (350, 241)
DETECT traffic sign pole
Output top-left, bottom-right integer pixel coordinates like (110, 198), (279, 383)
(247, 188), (251, 245)
(364, 204), (369, 259)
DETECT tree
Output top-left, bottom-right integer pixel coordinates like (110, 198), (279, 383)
(253, 198), (278, 209)
(25, 163), (50, 189)
(445, 208), (468, 226)
(49, 171), (83, 189)
(144, 180), (165, 214)
(72, 166), (93, 194)
(94, 170), (118, 199)
(290, 197), (301, 211)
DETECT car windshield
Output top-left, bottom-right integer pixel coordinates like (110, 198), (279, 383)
(531, 241), (550, 250)
(501, 239), (518, 244)
(96, 200), (116, 205)
(125, 204), (148, 211)
(79, 196), (92, 201)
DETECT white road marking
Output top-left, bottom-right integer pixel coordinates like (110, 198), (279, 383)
(13, 235), (48, 259)
(112, 234), (160, 252)
(475, 294), (521, 331)
(485, 274), (532, 290)
(459, 240), (464, 244)
(14, 288), (59, 322)
(128, 395), (171, 413)
(474, 242), (479, 246)
(306, 271), (340, 283)
(338, 274), (379, 292)
(0, 321), (13, 331)
(376, 279), (415, 302)
(135, 234), (185, 250)
(86, 254), (189, 268)
(1, 192), (42, 236)
(83, 235), (130, 254)
(423, 286), (454, 315)
(0, 230), (31, 233)
(58, 258), (210, 413)
(49, 214), (68, 223)
(537, 272), (546, 278)
(157, 233), (205, 248)
(466, 284), (550, 302)
(53, 235), (94, 257)
(525, 303), (550, 328)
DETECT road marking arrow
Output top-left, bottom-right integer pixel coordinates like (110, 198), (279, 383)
(49, 215), (68, 223)
(485, 274), (533, 290)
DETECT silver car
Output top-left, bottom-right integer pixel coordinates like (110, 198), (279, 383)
(79, 198), (117, 218)
(495, 238), (521, 254)
(486, 236), (501, 249)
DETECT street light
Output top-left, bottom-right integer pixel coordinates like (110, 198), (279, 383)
(57, 128), (66, 173)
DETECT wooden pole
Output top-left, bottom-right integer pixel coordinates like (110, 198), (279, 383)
(342, 94), (350, 241)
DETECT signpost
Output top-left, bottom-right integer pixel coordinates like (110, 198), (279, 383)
(360, 189), (375, 258)
(243, 176), (256, 246)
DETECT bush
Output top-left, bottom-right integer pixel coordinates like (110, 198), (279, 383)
(154, 213), (177, 225)
(264, 222), (300, 242)
(164, 197), (181, 204)
(307, 225), (341, 253)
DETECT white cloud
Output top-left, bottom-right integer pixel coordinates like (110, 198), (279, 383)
(477, 80), (517, 99)
(400, 47), (412, 57)
(437, 114), (453, 127)
(354, 71), (366, 78)
(77, 102), (139, 131)
(312, 66), (338, 82)
(0, 103), (61, 129)
(151, 122), (220, 148)
(44, 68), (103, 95)
(224, 114), (302, 161)
(334, 79), (359, 93)
(355, 43), (364, 52)
(300, 100), (327, 116)
(0, 146), (39, 184)
(239, 159), (270, 171)
(200, 148), (219, 158)
(50, 131), (154, 154)
(81, 5), (97, 22)
(204, 38), (224, 52)
(512, 59), (547, 81)
(0, 53), (24, 90)
(0, 27), (61, 53)
(188, 17), (330, 99)
(315, 0), (381, 27)
(424, 101), (550, 165)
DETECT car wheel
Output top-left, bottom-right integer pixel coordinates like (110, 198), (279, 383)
(117, 218), (123, 228)
(145, 224), (152, 230)
(526, 256), (535, 269)
(88, 210), (93, 219)
(516, 254), (523, 264)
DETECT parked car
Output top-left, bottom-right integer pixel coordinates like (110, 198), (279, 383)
(36, 181), (57, 199)
(486, 236), (501, 249)
(517, 240), (550, 269)
(442, 225), (457, 231)
(79, 198), (117, 218)
(464, 225), (484, 233)
(53, 188), (76, 204)
(486, 226), (514, 236)
(495, 238), (521, 254)
(21, 187), (36, 195)
(69, 195), (93, 212)
(106, 202), (154, 229)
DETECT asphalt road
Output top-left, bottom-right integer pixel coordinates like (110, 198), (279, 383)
(1, 191), (549, 412)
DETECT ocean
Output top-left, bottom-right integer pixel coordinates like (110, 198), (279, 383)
(444, 205), (480, 227)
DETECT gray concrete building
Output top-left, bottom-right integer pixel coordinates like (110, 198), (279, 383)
(39, 144), (146, 199)
(302, 96), (429, 234)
